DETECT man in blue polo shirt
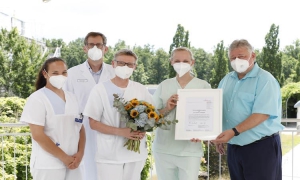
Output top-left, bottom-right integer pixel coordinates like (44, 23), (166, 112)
(212, 39), (284, 180)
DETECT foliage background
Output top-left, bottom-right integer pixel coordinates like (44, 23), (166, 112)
(1, 22), (300, 179)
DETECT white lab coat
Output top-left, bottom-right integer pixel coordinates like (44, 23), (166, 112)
(83, 80), (153, 164)
(20, 88), (82, 175)
(64, 61), (115, 179)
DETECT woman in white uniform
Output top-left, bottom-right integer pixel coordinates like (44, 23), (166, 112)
(20, 57), (85, 180)
(83, 49), (152, 180)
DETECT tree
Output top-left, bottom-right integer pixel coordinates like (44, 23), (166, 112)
(192, 47), (213, 82)
(281, 54), (297, 85)
(105, 40), (129, 64)
(148, 48), (169, 84)
(0, 28), (45, 98)
(209, 41), (228, 88)
(260, 24), (282, 85)
(292, 55), (300, 82)
(61, 38), (87, 68)
(130, 63), (149, 84)
(283, 39), (300, 60)
(134, 44), (154, 72)
(168, 24), (191, 78)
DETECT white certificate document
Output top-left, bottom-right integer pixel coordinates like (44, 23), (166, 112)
(185, 97), (213, 132)
(175, 89), (222, 140)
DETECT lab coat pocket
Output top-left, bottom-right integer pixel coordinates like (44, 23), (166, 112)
(74, 115), (83, 133)
(96, 134), (115, 159)
(54, 115), (80, 156)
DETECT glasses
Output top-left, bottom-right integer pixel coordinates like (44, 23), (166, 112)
(86, 43), (105, 49)
(114, 60), (136, 68)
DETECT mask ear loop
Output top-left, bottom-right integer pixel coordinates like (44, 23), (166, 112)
(43, 69), (50, 78)
(246, 52), (255, 68)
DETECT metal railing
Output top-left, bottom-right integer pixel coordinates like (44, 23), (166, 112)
(1, 120), (299, 180)
(0, 123), (31, 180)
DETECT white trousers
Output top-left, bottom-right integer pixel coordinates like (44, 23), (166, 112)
(153, 152), (201, 180)
(31, 167), (82, 180)
(96, 160), (145, 180)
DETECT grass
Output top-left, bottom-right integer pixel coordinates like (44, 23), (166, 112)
(280, 133), (300, 155)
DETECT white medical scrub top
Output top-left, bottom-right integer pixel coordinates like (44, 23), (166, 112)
(20, 88), (82, 169)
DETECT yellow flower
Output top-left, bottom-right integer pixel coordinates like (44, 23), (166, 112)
(142, 101), (149, 106)
(130, 99), (139, 107)
(146, 108), (152, 114)
(149, 105), (155, 110)
(130, 110), (139, 118)
(148, 111), (157, 119)
(125, 103), (133, 111)
(154, 113), (159, 122)
(159, 114), (164, 119)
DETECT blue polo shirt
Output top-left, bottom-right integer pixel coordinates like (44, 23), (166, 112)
(218, 63), (284, 146)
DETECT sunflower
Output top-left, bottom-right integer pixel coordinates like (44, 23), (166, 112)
(142, 101), (150, 106)
(130, 110), (139, 118)
(149, 105), (155, 110)
(130, 99), (140, 107)
(125, 103), (133, 111)
(154, 113), (159, 122)
(148, 111), (156, 119)
(146, 108), (152, 114)
(159, 114), (164, 119)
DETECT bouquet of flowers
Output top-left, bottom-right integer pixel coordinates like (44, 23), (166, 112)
(113, 94), (178, 153)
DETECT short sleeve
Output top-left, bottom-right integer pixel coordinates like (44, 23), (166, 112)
(20, 95), (46, 126)
(152, 83), (163, 109)
(252, 78), (280, 119)
(83, 85), (104, 122)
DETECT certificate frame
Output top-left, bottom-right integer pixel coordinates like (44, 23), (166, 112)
(175, 89), (222, 140)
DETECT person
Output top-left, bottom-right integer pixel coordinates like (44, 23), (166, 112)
(64, 32), (115, 180)
(20, 57), (85, 180)
(152, 47), (211, 180)
(83, 49), (151, 180)
(212, 39), (284, 180)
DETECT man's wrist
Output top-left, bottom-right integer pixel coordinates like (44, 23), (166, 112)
(232, 127), (240, 136)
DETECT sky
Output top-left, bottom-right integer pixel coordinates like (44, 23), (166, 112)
(0, 0), (300, 53)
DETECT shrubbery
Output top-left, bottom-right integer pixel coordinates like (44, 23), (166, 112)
(0, 97), (32, 180)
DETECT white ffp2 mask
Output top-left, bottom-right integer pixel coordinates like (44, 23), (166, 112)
(115, 66), (134, 79)
(173, 63), (191, 77)
(88, 46), (103, 61)
(231, 58), (251, 73)
(49, 75), (67, 89)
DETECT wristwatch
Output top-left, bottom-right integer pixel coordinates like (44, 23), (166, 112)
(232, 127), (240, 136)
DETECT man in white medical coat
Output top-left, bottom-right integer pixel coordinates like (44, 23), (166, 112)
(83, 49), (152, 180)
(64, 32), (115, 180)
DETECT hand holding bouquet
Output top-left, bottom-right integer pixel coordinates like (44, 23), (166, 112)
(113, 94), (178, 153)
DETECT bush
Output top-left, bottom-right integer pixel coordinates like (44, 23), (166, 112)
(141, 133), (153, 180)
(0, 97), (32, 180)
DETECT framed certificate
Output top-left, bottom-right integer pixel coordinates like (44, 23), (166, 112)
(175, 89), (223, 140)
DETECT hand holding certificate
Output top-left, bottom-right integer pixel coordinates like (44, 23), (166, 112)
(175, 89), (223, 140)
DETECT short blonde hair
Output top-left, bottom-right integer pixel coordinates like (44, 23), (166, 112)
(170, 47), (194, 61)
(113, 49), (138, 62)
